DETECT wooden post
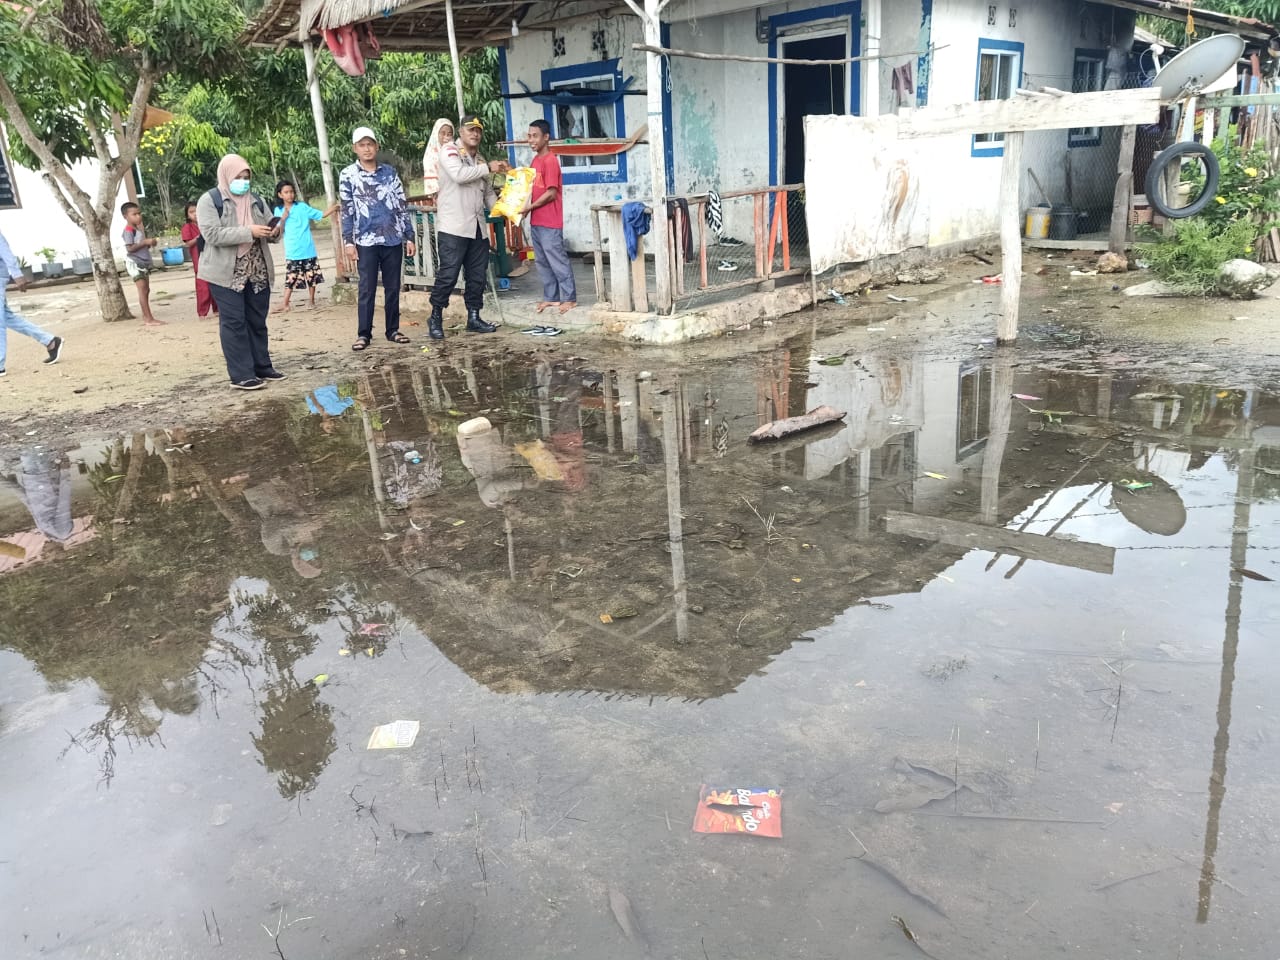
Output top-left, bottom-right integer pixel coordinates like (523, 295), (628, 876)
(591, 209), (606, 303)
(631, 234), (649, 312)
(302, 39), (344, 278)
(444, 0), (466, 121)
(997, 131), (1024, 344)
(641, 0), (673, 314)
(605, 208), (632, 310)
(1109, 125), (1137, 255)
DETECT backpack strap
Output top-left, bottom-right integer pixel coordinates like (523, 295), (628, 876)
(207, 187), (224, 218)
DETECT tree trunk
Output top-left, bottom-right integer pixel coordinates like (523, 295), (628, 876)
(84, 212), (132, 322)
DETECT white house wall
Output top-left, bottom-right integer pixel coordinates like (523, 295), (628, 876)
(501, 15), (654, 251)
(0, 140), (128, 267)
(501, 0), (1128, 257)
(909, 0), (1131, 246)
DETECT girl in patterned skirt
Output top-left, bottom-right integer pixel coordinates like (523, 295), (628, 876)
(273, 180), (339, 312)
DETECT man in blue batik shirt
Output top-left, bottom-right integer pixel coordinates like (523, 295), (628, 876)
(339, 126), (417, 352)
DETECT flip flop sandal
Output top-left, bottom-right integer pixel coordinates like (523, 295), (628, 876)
(352, 336), (371, 351)
(521, 325), (548, 335)
(717, 259), (737, 272)
(389, 332), (411, 343)
(535, 326), (564, 337)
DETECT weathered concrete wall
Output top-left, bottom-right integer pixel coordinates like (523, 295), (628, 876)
(921, 0), (1131, 245)
(502, 14), (653, 253)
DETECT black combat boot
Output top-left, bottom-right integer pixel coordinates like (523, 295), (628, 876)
(466, 308), (497, 334)
(428, 307), (444, 340)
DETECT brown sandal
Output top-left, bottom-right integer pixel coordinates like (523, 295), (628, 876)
(352, 336), (371, 352)
(389, 331), (410, 344)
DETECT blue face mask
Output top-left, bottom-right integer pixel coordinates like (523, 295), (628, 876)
(228, 178), (251, 197)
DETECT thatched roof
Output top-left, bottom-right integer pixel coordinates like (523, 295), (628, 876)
(246, 0), (626, 52)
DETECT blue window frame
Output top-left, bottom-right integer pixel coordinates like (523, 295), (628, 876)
(1068, 48), (1106, 147)
(540, 58), (627, 185)
(972, 38), (1024, 157)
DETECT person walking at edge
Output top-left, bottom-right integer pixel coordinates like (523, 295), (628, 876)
(524, 119), (576, 315)
(196, 153), (285, 391)
(428, 113), (508, 340)
(0, 227), (63, 377)
(339, 126), (416, 352)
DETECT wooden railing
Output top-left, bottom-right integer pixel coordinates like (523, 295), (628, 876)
(590, 184), (805, 313)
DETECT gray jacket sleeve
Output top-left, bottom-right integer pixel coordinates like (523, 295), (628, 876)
(196, 192), (253, 248)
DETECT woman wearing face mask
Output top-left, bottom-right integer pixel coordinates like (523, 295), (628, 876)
(196, 154), (284, 390)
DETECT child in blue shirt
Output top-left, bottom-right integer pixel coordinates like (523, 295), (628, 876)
(273, 181), (339, 312)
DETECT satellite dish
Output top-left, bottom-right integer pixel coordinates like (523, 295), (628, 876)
(1153, 34), (1245, 100)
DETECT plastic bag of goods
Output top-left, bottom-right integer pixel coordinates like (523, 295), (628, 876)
(491, 167), (537, 224)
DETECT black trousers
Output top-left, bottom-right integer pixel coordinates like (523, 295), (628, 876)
(210, 282), (273, 383)
(357, 243), (403, 340)
(431, 229), (489, 311)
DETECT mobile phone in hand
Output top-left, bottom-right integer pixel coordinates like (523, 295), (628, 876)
(267, 217), (281, 229)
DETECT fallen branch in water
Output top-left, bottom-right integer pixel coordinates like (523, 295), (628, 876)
(749, 405), (846, 443)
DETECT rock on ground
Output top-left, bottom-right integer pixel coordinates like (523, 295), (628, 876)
(1216, 259), (1280, 299)
(1097, 252), (1128, 274)
(1123, 279), (1190, 297)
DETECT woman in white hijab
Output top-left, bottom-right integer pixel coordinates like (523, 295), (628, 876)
(421, 118), (456, 200)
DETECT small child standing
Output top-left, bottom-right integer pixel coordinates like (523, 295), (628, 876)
(273, 181), (339, 312)
(179, 200), (217, 319)
(121, 202), (161, 326)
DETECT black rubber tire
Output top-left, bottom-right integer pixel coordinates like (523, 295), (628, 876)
(1145, 140), (1220, 220)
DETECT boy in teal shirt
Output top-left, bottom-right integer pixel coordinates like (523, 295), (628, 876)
(272, 180), (338, 312)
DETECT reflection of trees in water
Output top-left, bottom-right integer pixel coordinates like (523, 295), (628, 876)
(234, 588), (336, 800)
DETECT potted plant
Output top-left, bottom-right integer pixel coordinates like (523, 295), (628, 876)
(16, 256), (34, 282)
(71, 250), (93, 276)
(37, 246), (64, 279)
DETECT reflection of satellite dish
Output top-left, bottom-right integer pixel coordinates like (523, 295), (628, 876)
(1109, 472), (1187, 536)
(1153, 34), (1245, 100)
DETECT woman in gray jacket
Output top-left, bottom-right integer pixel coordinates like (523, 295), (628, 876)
(197, 154), (283, 390)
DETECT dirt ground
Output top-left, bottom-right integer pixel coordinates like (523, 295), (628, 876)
(5, 243), (1280, 443)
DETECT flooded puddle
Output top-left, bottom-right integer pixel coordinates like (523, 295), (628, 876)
(2, 337), (1278, 958)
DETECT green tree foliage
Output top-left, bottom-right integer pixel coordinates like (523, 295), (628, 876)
(0, 0), (247, 320)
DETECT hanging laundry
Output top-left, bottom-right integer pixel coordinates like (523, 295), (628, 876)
(622, 202), (651, 260)
(891, 62), (914, 108)
(667, 198), (694, 261)
(325, 23), (381, 77)
(705, 189), (723, 237)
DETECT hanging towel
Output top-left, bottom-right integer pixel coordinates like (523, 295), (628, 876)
(325, 23), (380, 77)
(891, 63), (914, 108)
(622, 202), (650, 260)
(705, 189), (723, 236)
(666, 198), (693, 261)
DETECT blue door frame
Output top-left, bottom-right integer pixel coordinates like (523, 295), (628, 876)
(767, 1), (862, 188)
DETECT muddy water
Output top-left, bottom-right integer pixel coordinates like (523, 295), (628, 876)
(2, 337), (1278, 959)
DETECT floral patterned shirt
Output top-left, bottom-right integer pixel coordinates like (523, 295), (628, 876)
(338, 161), (413, 248)
(229, 241), (270, 294)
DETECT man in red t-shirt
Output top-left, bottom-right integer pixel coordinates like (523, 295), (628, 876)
(524, 119), (577, 314)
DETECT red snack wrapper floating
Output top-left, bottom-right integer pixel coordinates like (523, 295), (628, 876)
(692, 786), (782, 838)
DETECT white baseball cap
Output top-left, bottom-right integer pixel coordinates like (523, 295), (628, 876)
(351, 126), (378, 144)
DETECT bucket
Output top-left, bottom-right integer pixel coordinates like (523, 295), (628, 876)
(1049, 205), (1078, 241)
(161, 247), (184, 266)
(1024, 205), (1051, 239)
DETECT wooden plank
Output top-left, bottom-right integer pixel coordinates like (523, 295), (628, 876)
(591, 209), (606, 303)
(630, 234), (649, 313)
(897, 87), (1160, 139)
(1109, 125), (1137, 254)
(884, 511), (1116, 575)
(998, 131), (1023, 344)
(605, 209), (632, 311)
(1199, 93), (1280, 108)
(1026, 238), (1112, 251)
